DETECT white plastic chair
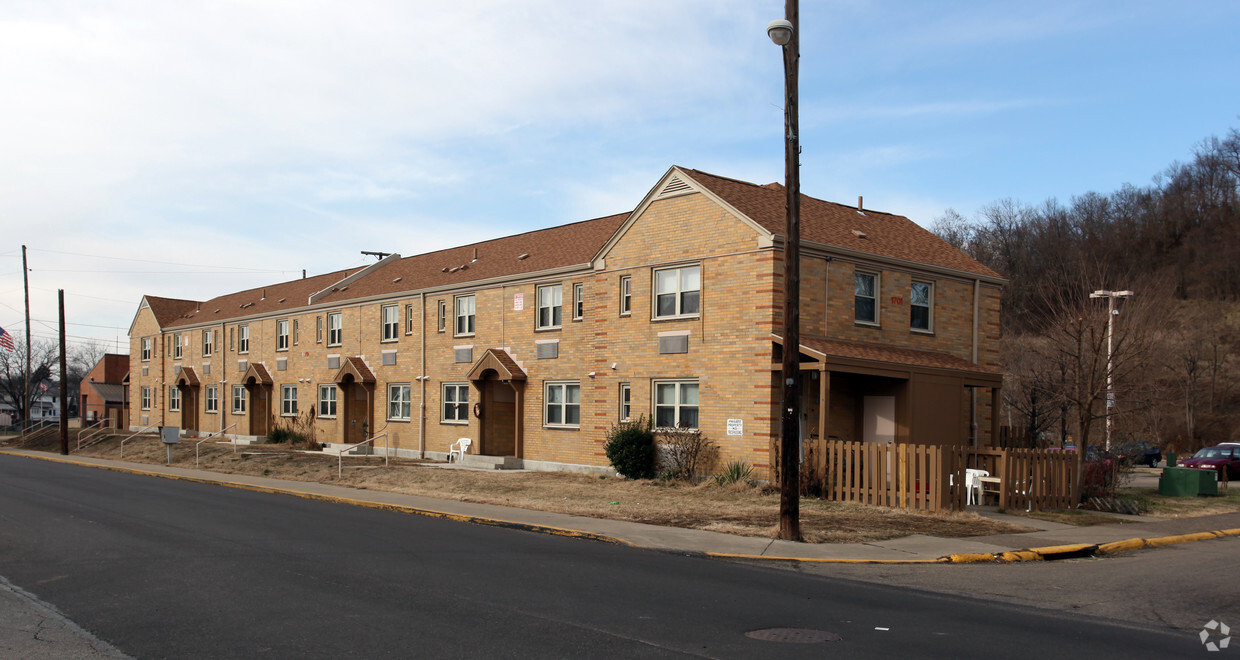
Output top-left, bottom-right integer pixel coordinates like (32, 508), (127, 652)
(448, 438), (471, 463)
(965, 468), (989, 505)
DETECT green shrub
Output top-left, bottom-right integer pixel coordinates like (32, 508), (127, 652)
(714, 460), (754, 487)
(604, 416), (655, 479)
(268, 427), (290, 444)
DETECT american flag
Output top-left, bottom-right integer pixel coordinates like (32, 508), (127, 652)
(0, 326), (14, 352)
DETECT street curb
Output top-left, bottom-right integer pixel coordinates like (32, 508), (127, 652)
(0, 450), (635, 548)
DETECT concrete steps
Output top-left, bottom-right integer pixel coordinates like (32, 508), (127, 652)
(456, 454), (523, 470)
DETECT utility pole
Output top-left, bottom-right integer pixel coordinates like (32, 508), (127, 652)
(22, 245), (31, 433)
(769, 0), (801, 541)
(59, 290), (68, 455)
(1089, 289), (1133, 452)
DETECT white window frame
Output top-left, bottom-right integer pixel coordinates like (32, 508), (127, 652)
(572, 282), (584, 321)
(543, 381), (580, 428)
(141, 337), (151, 361)
(232, 385), (246, 414)
(238, 324), (250, 354)
(327, 312), (342, 347)
(854, 271), (880, 326)
(318, 384), (337, 418)
(173, 333), (182, 359)
(381, 305), (399, 342)
(293, 319), (300, 346)
(620, 275), (632, 316)
(454, 294), (476, 337)
(536, 284), (563, 330)
(405, 304), (414, 335)
(442, 383), (469, 424)
(387, 383), (412, 421)
(202, 329), (213, 357)
(141, 386), (151, 410)
(277, 319), (290, 351)
(437, 300), (446, 333)
(169, 386), (181, 413)
(910, 280), (933, 333)
(619, 382), (631, 422)
(281, 384), (298, 416)
(653, 380), (699, 430)
(653, 264), (701, 320)
(205, 385), (218, 413)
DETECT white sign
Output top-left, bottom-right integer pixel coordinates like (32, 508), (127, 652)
(727, 419), (743, 436)
(513, 293), (524, 311)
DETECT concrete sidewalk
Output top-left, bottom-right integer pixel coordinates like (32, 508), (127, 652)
(4, 448), (1238, 564)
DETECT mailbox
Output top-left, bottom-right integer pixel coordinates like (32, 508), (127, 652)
(159, 426), (180, 444)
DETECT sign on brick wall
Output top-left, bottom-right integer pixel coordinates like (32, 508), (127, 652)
(513, 293), (524, 311)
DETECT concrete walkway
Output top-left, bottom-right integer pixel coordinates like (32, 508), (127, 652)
(3, 448), (1238, 564)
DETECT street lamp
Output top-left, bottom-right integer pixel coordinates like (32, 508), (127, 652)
(1089, 289), (1133, 451)
(770, 2), (801, 542)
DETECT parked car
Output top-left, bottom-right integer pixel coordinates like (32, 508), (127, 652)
(1179, 445), (1240, 480)
(1114, 440), (1162, 468)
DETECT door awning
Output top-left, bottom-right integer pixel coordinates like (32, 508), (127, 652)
(174, 366), (200, 388)
(333, 356), (376, 384)
(242, 362), (273, 386)
(466, 348), (527, 382)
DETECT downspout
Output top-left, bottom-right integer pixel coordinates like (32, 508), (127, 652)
(418, 292), (426, 459)
(970, 279), (980, 448)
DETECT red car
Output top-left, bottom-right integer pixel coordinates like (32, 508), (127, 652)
(1179, 444), (1240, 480)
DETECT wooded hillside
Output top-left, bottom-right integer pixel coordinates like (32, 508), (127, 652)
(933, 128), (1239, 454)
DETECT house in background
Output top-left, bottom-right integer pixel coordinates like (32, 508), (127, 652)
(80, 353), (130, 428)
(127, 166), (1003, 478)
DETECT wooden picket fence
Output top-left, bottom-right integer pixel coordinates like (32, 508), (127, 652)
(803, 440), (1078, 513)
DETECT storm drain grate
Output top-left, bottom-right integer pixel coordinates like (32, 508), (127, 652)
(745, 628), (842, 643)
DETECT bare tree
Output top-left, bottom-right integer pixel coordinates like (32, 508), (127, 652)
(1001, 333), (1061, 447)
(0, 338), (58, 425)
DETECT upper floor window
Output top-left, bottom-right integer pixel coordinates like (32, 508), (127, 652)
(327, 312), (342, 346)
(572, 283), (584, 321)
(442, 383), (469, 424)
(277, 319), (290, 351)
(238, 325), (250, 354)
(536, 284), (562, 330)
(654, 265), (700, 319)
(654, 380), (698, 430)
(168, 386), (181, 412)
(141, 337), (152, 361)
(406, 304), (415, 335)
(388, 384), (412, 421)
(173, 333), (182, 359)
(381, 305), (399, 342)
(293, 319), (300, 346)
(437, 300), (447, 333)
(455, 295), (476, 337)
(315, 316), (323, 344)
(202, 329), (214, 357)
(544, 381), (580, 428)
(281, 384), (298, 416)
(205, 385), (218, 413)
(619, 276), (632, 316)
(854, 272), (879, 325)
(910, 281), (933, 332)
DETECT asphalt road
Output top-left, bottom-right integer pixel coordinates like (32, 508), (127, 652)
(0, 455), (1200, 658)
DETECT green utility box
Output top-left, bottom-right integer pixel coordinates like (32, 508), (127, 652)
(1166, 452), (1177, 468)
(1159, 467), (1219, 497)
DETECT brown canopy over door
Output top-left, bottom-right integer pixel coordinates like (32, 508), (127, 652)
(466, 349), (526, 458)
(242, 363), (274, 437)
(175, 367), (201, 433)
(332, 357), (376, 446)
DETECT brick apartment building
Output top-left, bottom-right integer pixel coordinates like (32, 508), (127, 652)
(127, 167), (1003, 477)
(80, 353), (130, 428)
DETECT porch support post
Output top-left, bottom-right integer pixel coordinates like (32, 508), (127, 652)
(990, 386), (1001, 449)
(817, 368), (828, 447)
(509, 381), (524, 459)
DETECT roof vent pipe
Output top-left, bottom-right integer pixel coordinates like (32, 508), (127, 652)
(858, 196), (863, 213)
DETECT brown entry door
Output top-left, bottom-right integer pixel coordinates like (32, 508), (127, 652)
(343, 383), (369, 446)
(481, 380), (516, 457)
(249, 385), (269, 437)
(182, 388), (198, 433)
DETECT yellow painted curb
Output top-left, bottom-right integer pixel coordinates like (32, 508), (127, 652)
(997, 550), (1042, 562)
(705, 551), (948, 564)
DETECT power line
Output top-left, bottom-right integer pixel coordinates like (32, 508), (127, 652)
(29, 247), (290, 273)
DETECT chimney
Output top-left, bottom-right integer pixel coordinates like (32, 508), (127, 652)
(858, 196), (864, 213)
(302, 269), (306, 279)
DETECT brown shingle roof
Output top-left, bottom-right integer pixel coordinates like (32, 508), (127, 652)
(797, 335), (998, 375)
(144, 295), (201, 328)
(681, 169), (1002, 279)
(163, 268), (363, 329)
(313, 213), (630, 304)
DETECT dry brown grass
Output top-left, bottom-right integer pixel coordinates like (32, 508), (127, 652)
(60, 435), (1031, 544)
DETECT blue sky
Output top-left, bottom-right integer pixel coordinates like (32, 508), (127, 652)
(2, 0), (1238, 355)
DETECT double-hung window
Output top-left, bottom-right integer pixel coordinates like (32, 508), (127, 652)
(277, 320), (290, 350)
(232, 385), (246, 414)
(281, 385), (298, 416)
(238, 325), (250, 354)
(169, 386), (181, 412)
(544, 381), (580, 428)
(141, 338), (152, 361)
(619, 276), (632, 316)
(173, 333), (182, 359)
(388, 384), (412, 421)
(654, 380), (699, 429)
(406, 304), (414, 335)
(619, 383), (631, 422)
(381, 305), (399, 341)
(205, 385), (218, 413)
(141, 386), (151, 410)
(536, 284), (562, 330)
(854, 272), (879, 325)
(572, 283), (584, 321)
(318, 385), (337, 418)
(910, 281), (933, 332)
(442, 383), (469, 423)
(455, 295), (475, 336)
(202, 329), (213, 357)
(654, 265), (700, 319)
(327, 312), (342, 346)
(437, 301), (446, 333)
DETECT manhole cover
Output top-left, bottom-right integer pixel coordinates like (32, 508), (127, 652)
(745, 628), (842, 643)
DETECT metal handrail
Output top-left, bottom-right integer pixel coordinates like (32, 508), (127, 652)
(76, 419), (110, 451)
(122, 419), (162, 458)
(196, 424), (237, 467)
(337, 432), (389, 479)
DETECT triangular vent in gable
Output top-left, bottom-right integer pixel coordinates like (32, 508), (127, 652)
(656, 174), (694, 199)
